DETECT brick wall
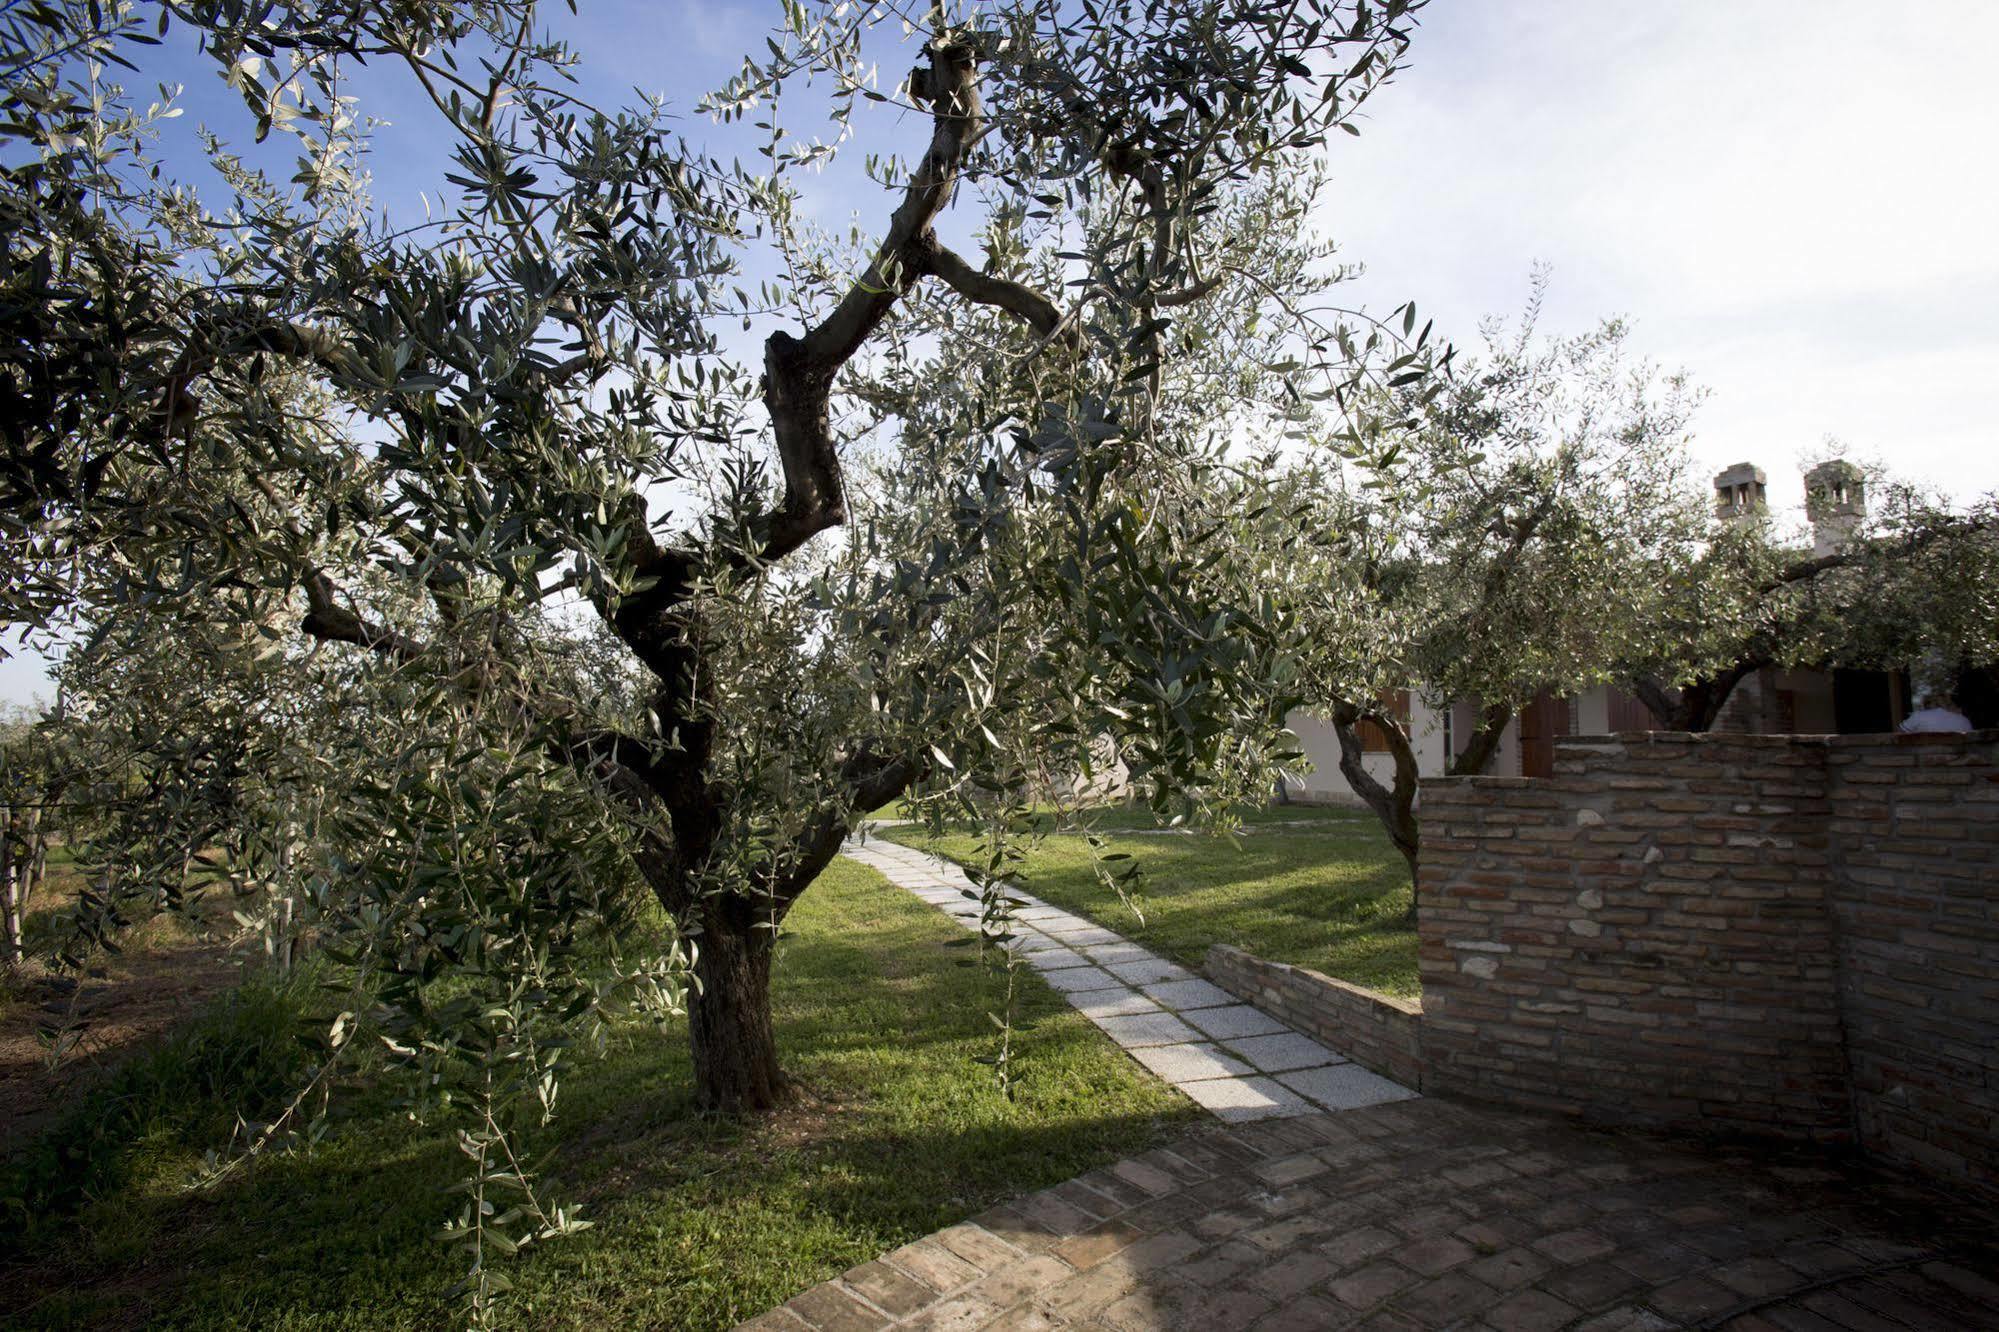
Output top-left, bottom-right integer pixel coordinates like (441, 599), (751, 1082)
(1419, 734), (1851, 1140)
(1204, 945), (1423, 1089)
(1417, 730), (1999, 1189)
(1825, 733), (1999, 1184)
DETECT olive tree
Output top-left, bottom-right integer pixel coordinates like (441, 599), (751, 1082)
(1282, 292), (1711, 880)
(2, 0), (1434, 1260)
(1618, 470), (1999, 731)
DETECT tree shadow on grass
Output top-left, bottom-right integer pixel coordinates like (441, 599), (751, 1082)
(6, 1065), (1196, 1331)
(516, 1105), (1204, 1331)
(4, 913), (1197, 1331)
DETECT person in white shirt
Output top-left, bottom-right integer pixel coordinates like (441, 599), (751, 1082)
(1898, 691), (1975, 733)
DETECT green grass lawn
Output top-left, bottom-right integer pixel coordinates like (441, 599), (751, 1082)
(869, 799), (1359, 833)
(7, 858), (1200, 1331)
(880, 804), (1420, 998)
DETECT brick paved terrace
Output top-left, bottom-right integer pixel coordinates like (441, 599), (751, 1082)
(741, 1097), (1999, 1331)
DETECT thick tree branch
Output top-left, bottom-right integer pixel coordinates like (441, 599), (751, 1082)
(921, 239), (1063, 338)
(641, 744), (928, 931)
(1762, 513), (1995, 593)
(1627, 674), (1680, 730)
(559, 728), (665, 803)
(607, 40), (1081, 663)
(606, 40), (1062, 868)
(152, 319), (358, 442)
(1153, 275), (1229, 308)
(298, 570), (427, 663)
(761, 749), (928, 913)
(749, 39), (987, 568)
(300, 571), (665, 824)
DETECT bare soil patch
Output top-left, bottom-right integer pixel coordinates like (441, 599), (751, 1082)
(1, 871), (248, 1146)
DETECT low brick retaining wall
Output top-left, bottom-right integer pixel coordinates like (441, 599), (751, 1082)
(1204, 945), (1423, 1090)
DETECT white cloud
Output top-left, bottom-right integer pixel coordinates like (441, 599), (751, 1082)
(1324, 0), (1999, 509)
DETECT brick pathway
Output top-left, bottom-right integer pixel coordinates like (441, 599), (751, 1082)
(840, 836), (1416, 1120)
(741, 1098), (1999, 1331)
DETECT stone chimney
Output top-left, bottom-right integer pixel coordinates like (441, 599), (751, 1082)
(1714, 462), (1767, 523)
(1804, 459), (1866, 557)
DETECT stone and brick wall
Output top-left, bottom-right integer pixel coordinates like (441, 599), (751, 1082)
(1204, 945), (1423, 1089)
(1824, 733), (1999, 1184)
(1415, 729), (1999, 1189)
(1418, 734), (1851, 1140)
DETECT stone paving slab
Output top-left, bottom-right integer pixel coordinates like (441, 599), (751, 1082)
(1222, 1032), (1348, 1074)
(742, 1098), (1999, 1331)
(1276, 1062), (1420, 1111)
(840, 835), (1400, 1121)
(1141, 978), (1234, 1011)
(1038, 917), (1108, 937)
(1069, 990), (1162, 1021)
(1023, 946), (1093, 972)
(1125, 1042), (1255, 1084)
(1103, 958), (1193, 988)
(1079, 942), (1153, 966)
(1181, 1003), (1291, 1041)
(1093, 1011), (1204, 1049)
(1042, 965), (1124, 995)
(1174, 1073), (1315, 1123)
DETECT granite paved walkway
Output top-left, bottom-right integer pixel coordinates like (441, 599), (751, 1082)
(839, 835), (1417, 1122)
(741, 1098), (1999, 1331)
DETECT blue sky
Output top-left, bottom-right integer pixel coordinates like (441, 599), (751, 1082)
(5, 0), (1995, 706)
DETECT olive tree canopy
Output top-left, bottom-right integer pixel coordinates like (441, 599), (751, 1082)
(1277, 290), (1711, 879)
(2, 0), (1436, 1303)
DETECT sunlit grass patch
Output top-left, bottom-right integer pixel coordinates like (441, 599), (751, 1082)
(881, 805), (1420, 997)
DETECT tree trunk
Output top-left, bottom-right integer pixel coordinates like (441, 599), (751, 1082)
(623, 739), (915, 1114)
(687, 912), (790, 1114)
(275, 834), (297, 972)
(1632, 663), (1758, 733)
(1680, 662), (1758, 731)
(1628, 675), (1681, 730)
(1448, 702), (1513, 777)
(1, 804), (20, 969)
(1328, 707), (1421, 920)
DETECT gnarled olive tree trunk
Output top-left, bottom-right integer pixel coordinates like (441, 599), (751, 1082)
(1328, 698), (1512, 921)
(625, 746), (918, 1113)
(687, 903), (789, 1112)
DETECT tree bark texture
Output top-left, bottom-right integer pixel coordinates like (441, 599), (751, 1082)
(1329, 705), (1420, 896)
(1631, 663), (1759, 733)
(687, 906), (789, 1113)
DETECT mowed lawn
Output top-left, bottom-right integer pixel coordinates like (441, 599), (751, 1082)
(7, 859), (1200, 1331)
(880, 804), (1419, 997)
